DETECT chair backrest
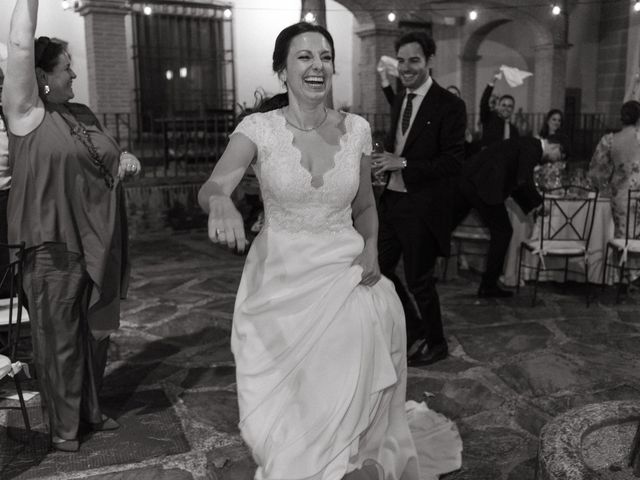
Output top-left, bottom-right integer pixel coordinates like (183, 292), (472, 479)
(537, 185), (599, 250)
(624, 188), (640, 245)
(0, 243), (26, 361)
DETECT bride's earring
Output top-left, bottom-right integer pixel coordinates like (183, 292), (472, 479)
(44, 84), (50, 95)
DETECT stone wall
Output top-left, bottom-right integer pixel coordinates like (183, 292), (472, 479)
(596, 0), (630, 119)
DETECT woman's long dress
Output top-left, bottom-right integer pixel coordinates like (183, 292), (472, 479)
(231, 110), (461, 480)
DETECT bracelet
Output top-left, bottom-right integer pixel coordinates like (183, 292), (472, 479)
(401, 158), (407, 169)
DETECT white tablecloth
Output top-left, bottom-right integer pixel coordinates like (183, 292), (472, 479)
(453, 197), (615, 286)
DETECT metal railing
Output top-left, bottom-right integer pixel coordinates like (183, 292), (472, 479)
(98, 110), (617, 179)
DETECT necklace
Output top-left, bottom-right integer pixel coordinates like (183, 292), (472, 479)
(284, 107), (328, 132)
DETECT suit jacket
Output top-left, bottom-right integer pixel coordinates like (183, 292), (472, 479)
(480, 84), (519, 148)
(385, 81), (467, 256)
(462, 137), (543, 214)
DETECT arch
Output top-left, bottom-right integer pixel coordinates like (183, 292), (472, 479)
(329, 0), (375, 27)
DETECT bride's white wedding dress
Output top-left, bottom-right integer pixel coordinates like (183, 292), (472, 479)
(230, 110), (462, 480)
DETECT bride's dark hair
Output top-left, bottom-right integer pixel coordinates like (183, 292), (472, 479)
(258, 22), (335, 113)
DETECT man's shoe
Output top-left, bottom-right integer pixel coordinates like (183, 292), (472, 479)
(477, 285), (514, 298)
(408, 341), (448, 367)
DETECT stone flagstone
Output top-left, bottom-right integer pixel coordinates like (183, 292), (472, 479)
(0, 231), (638, 479)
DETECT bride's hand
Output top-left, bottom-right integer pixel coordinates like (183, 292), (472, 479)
(207, 194), (247, 253)
(352, 242), (381, 286)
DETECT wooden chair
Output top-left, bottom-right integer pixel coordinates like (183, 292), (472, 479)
(601, 189), (640, 302)
(517, 185), (599, 306)
(0, 242), (31, 436)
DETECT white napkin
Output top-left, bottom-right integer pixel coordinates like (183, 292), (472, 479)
(377, 55), (399, 78)
(499, 64), (533, 87)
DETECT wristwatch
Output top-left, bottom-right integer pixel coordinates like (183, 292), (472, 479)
(401, 158), (407, 169)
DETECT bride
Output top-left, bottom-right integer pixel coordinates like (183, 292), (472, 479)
(198, 22), (461, 480)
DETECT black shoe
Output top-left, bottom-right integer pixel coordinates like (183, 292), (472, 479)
(408, 341), (448, 367)
(477, 285), (514, 298)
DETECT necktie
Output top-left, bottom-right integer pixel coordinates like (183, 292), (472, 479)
(401, 93), (416, 135)
(503, 119), (510, 140)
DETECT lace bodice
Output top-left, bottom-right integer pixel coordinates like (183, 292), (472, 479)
(233, 110), (372, 234)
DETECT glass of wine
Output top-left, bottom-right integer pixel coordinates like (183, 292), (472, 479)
(371, 139), (387, 187)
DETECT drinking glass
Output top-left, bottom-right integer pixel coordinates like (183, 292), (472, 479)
(371, 140), (387, 187)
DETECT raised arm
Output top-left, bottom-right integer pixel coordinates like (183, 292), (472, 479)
(198, 132), (257, 253)
(624, 72), (640, 102)
(2, 0), (43, 135)
(480, 69), (502, 124)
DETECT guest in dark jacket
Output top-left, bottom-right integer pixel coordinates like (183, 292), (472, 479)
(480, 69), (519, 148)
(452, 134), (568, 297)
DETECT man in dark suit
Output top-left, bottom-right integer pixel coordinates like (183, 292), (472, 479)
(480, 70), (519, 148)
(453, 134), (568, 297)
(372, 31), (467, 367)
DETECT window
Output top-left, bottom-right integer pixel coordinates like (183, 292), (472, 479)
(132, 1), (234, 124)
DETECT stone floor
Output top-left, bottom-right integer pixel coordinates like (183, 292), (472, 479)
(1, 230), (639, 480)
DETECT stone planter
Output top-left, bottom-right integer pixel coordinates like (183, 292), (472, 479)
(537, 400), (640, 479)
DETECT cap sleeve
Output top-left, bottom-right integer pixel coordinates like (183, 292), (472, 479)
(231, 113), (260, 146)
(358, 116), (373, 156)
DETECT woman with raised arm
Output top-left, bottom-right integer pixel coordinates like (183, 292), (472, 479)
(2, 0), (140, 452)
(198, 22), (461, 480)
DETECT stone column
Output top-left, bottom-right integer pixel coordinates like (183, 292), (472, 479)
(532, 43), (569, 113)
(354, 26), (398, 121)
(75, 0), (130, 115)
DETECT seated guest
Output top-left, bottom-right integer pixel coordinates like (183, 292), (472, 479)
(537, 109), (564, 139)
(534, 109), (567, 191)
(453, 134), (568, 297)
(480, 69), (519, 148)
(588, 101), (640, 239)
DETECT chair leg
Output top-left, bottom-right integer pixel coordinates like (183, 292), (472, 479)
(616, 263), (626, 304)
(560, 256), (569, 295)
(13, 374), (31, 436)
(601, 244), (609, 292)
(441, 256), (449, 283)
(585, 261), (590, 307)
(532, 256), (542, 307)
(517, 245), (523, 294)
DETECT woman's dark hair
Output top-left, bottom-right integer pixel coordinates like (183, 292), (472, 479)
(539, 108), (564, 138)
(258, 22), (336, 113)
(34, 37), (67, 72)
(620, 100), (640, 126)
(395, 31), (436, 58)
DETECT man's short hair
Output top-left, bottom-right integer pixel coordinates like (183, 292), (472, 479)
(546, 133), (571, 158)
(499, 94), (515, 104)
(395, 31), (436, 59)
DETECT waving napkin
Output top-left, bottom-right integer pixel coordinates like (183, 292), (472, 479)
(377, 55), (399, 78)
(499, 65), (533, 87)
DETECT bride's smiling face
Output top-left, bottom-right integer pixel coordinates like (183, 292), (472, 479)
(283, 32), (334, 105)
